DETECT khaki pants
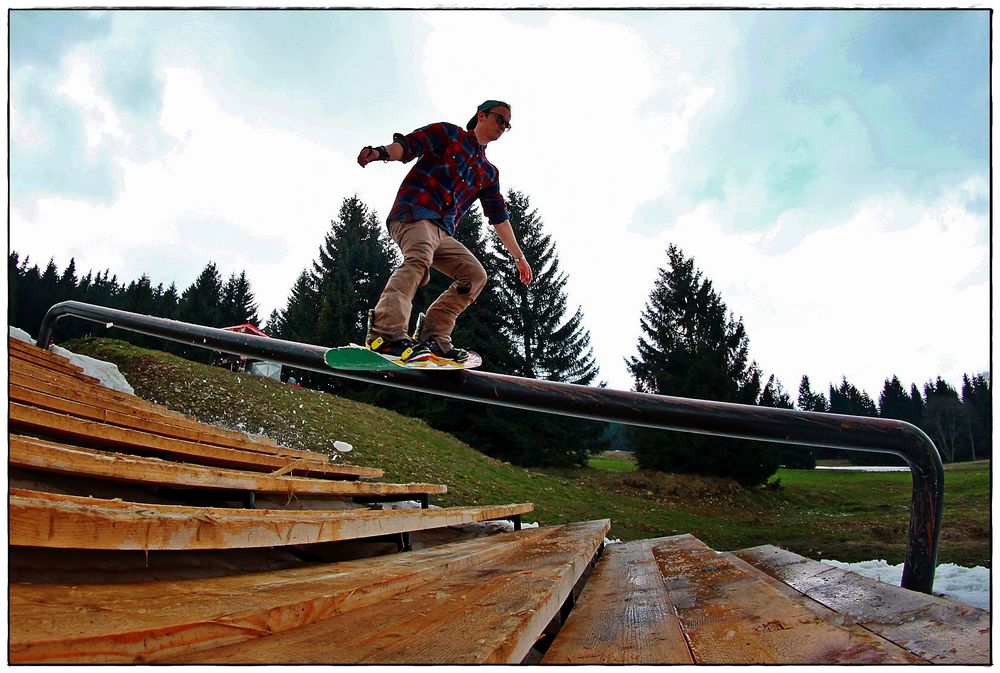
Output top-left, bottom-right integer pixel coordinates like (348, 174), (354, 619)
(373, 219), (487, 351)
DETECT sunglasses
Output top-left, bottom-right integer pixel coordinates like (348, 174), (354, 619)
(485, 111), (512, 130)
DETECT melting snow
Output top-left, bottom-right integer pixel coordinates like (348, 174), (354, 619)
(822, 558), (990, 611)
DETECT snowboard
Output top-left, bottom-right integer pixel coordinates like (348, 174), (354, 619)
(324, 344), (482, 371)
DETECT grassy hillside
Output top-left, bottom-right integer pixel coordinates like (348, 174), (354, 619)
(66, 338), (990, 568)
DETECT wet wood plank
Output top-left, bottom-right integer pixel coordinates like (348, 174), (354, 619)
(10, 383), (325, 462)
(9, 358), (224, 428)
(9, 403), (379, 479)
(733, 544), (990, 664)
(8, 338), (89, 376)
(10, 525), (546, 664)
(9, 434), (444, 500)
(543, 538), (694, 664)
(9, 487), (532, 551)
(653, 535), (928, 664)
(166, 519), (610, 664)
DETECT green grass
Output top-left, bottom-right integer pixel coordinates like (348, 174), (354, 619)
(65, 338), (991, 568)
(587, 457), (637, 473)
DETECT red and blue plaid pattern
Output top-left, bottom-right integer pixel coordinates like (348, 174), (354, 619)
(388, 122), (509, 235)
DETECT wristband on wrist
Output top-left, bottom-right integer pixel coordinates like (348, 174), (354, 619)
(365, 145), (390, 162)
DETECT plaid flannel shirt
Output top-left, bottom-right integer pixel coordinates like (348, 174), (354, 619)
(387, 122), (509, 235)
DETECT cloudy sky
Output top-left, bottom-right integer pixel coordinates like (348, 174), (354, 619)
(8, 8), (990, 398)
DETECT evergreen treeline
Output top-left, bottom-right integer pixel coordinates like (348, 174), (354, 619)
(9, 253), (258, 361)
(10, 199), (989, 478)
(627, 244), (991, 485)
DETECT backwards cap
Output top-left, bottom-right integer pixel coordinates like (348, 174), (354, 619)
(467, 100), (511, 130)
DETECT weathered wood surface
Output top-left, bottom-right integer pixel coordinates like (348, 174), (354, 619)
(9, 383), (325, 462)
(734, 544), (990, 664)
(9, 435), (444, 500)
(9, 357), (235, 431)
(542, 538), (694, 664)
(10, 524), (551, 664)
(651, 535), (928, 664)
(167, 519), (610, 664)
(8, 338), (88, 376)
(10, 339), (279, 438)
(10, 488), (532, 551)
(9, 403), (379, 479)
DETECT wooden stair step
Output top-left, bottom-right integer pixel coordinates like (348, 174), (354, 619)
(9, 434), (444, 501)
(9, 487), (532, 551)
(620, 535), (927, 664)
(9, 339), (89, 376)
(9, 403), (379, 479)
(165, 519), (610, 664)
(733, 544), (990, 664)
(542, 538), (694, 664)
(10, 524), (557, 664)
(9, 358), (256, 436)
(10, 383), (326, 462)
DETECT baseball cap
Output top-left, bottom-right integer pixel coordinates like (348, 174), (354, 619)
(467, 100), (511, 130)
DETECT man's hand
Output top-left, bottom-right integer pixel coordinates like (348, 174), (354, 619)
(357, 146), (381, 167)
(516, 258), (533, 285)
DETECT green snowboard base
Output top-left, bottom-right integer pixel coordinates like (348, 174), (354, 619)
(324, 344), (482, 371)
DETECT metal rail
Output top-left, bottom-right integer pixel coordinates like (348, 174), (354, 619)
(36, 301), (944, 593)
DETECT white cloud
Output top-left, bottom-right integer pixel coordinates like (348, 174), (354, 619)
(12, 65), (407, 318)
(647, 184), (989, 398)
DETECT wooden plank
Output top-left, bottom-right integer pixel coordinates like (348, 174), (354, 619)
(9, 336), (87, 368)
(9, 434), (444, 500)
(167, 519), (610, 664)
(10, 525), (553, 664)
(733, 544), (990, 664)
(9, 488), (533, 551)
(9, 365), (283, 450)
(652, 535), (928, 664)
(9, 358), (197, 428)
(542, 539), (694, 664)
(9, 403), (379, 479)
(10, 383), (325, 462)
(9, 346), (89, 377)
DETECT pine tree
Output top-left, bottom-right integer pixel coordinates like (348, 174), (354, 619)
(272, 270), (321, 343)
(179, 262), (225, 328)
(831, 378), (900, 466)
(829, 378), (878, 417)
(878, 376), (920, 426)
(490, 191), (599, 384)
(626, 244), (774, 487)
(8, 252), (22, 327)
(56, 258), (78, 303)
(797, 375), (830, 413)
(159, 283), (181, 320)
(121, 275), (157, 315)
(310, 195), (399, 347)
(221, 271), (260, 326)
(759, 374), (815, 469)
(960, 373), (991, 462)
(922, 378), (964, 463)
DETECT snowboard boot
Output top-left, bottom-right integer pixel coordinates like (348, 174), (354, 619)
(425, 338), (471, 365)
(367, 335), (431, 363)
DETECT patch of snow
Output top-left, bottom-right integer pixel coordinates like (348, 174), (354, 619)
(333, 441), (353, 453)
(816, 466), (909, 472)
(822, 558), (990, 611)
(48, 344), (135, 395)
(9, 326), (35, 344)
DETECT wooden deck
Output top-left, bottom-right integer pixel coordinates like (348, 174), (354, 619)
(7, 336), (990, 664)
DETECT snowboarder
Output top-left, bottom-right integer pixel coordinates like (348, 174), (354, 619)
(357, 100), (533, 365)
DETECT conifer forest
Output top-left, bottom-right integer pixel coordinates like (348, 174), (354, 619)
(9, 192), (990, 484)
